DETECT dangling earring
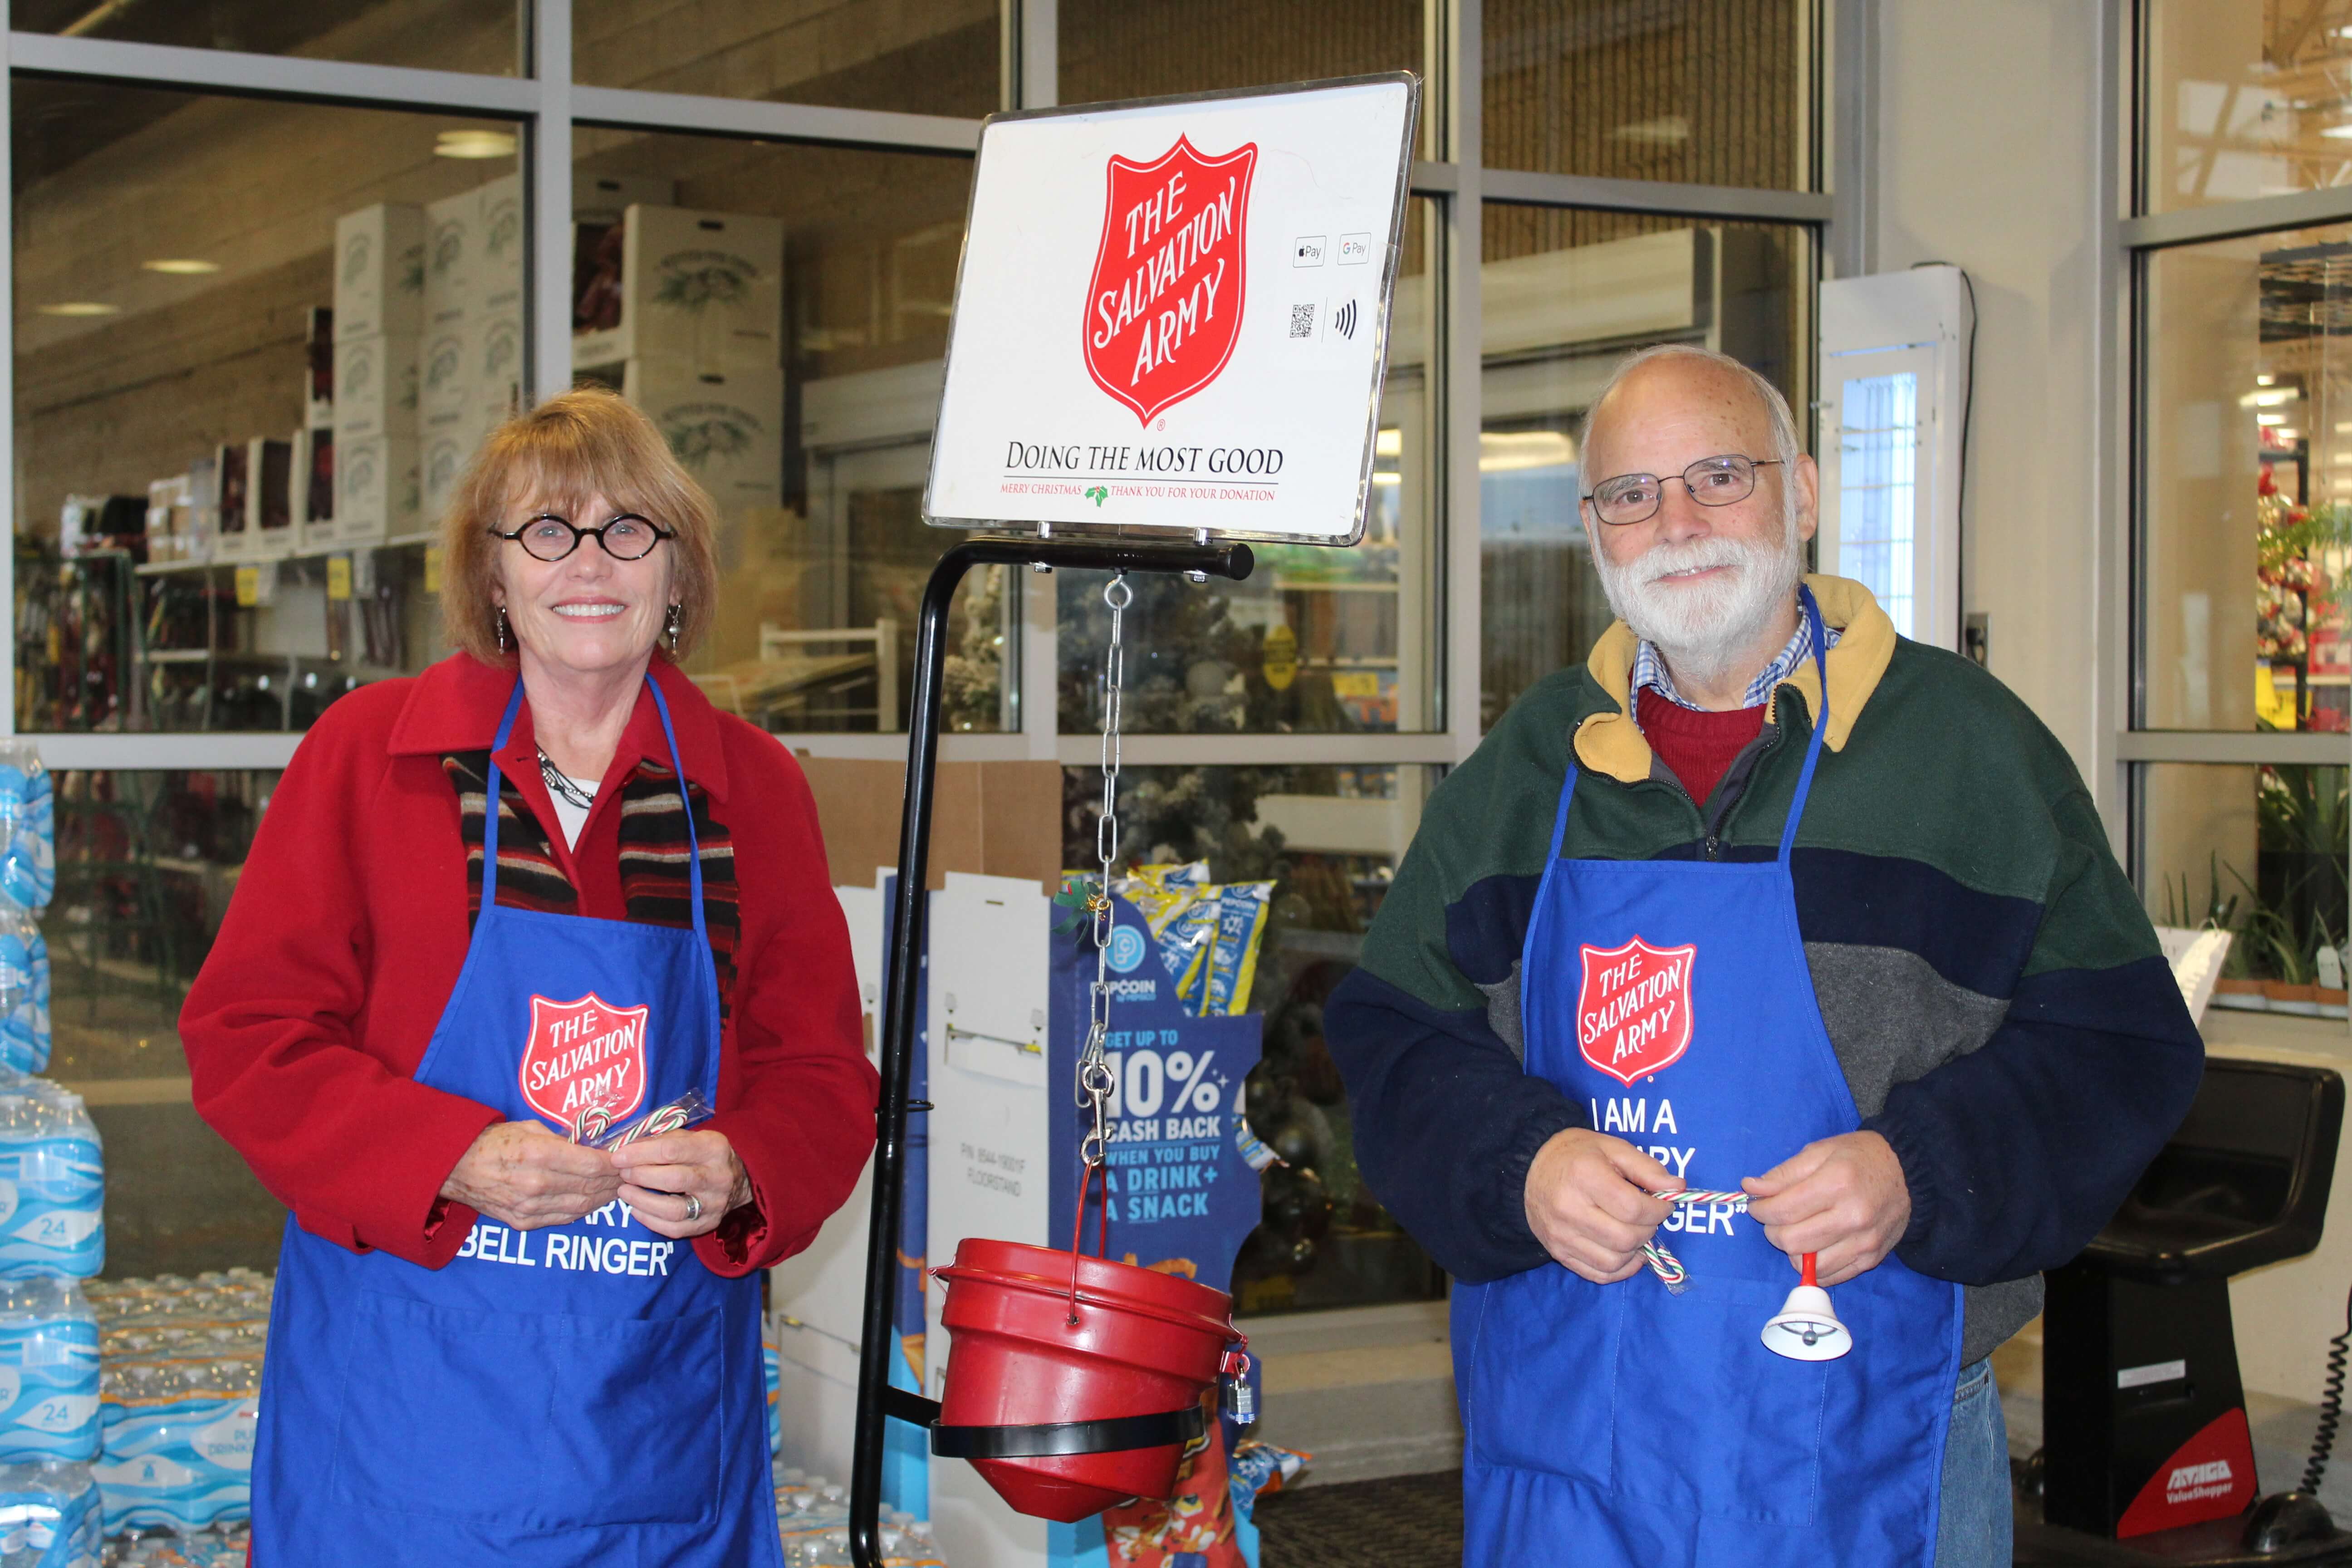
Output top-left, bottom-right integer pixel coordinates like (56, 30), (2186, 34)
(496, 607), (509, 655)
(666, 604), (681, 656)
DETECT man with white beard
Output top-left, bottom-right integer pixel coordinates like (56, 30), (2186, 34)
(1326, 344), (2201, 1567)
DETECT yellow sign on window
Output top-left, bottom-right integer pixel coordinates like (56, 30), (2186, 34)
(234, 565), (260, 608)
(326, 555), (353, 602)
(424, 545), (443, 596)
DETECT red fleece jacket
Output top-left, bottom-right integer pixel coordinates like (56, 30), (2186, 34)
(179, 652), (878, 1277)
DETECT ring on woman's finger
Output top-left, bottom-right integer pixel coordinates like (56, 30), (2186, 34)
(685, 1193), (702, 1223)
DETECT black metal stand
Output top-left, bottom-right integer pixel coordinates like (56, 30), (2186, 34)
(848, 535), (1254, 1568)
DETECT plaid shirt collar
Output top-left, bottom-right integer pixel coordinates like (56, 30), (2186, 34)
(1629, 608), (1842, 719)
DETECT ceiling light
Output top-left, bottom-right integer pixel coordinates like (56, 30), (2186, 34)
(435, 128), (516, 160)
(2260, 412), (2288, 425)
(2324, 123), (2352, 139)
(1479, 430), (1576, 473)
(141, 258), (220, 275)
(1609, 115), (1690, 146)
(2259, 374), (2277, 386)
(38, 302), (117, 317)
(2276, 427), (2303, 441)
(2240, 388), (2296, 407)
(1372, 471), (1402, 486)
(1376, 428), (1403, 458)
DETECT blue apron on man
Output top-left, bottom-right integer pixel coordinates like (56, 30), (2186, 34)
(1453, 588), (1964, 1565)
(252, 677), (781, 1567)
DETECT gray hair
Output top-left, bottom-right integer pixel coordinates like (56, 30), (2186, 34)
(1578, 342), (1802, 478)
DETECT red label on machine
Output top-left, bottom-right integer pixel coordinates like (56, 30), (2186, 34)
(519, 992), (649, 1134)
(1083, 136), (1257, 425)
(1576, 937), (1696, 1086)
(2115, 1406), (2258, 1537)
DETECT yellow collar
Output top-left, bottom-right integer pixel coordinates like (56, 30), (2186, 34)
(1572, 574), (1897, 785)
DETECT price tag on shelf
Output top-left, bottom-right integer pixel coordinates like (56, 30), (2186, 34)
(326, 555), (352, 601)
(423, 546), (443, 596)
(234, 566), (260, 608)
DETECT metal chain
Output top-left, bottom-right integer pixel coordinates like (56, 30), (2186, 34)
(1076, 574), (1132, 1173)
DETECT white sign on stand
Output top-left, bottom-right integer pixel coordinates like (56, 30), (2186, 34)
(926, 74), (1419, 545)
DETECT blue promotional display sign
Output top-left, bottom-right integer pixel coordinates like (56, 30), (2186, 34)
(1047, 896), (1263, 1312)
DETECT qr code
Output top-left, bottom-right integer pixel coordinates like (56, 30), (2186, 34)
(1289, 303), (1315, 339)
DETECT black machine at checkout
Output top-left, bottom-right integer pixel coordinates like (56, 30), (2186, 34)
(2016, 1058), (2351, 1565)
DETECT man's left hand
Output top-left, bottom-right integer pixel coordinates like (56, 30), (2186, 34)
(1741, 1131), (1910, 1286)
(611, 1129), (753, 1240)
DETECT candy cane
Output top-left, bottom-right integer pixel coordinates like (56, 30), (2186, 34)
(1638, 1186), (1751, 1295)
(616, 1102), (695, 1147)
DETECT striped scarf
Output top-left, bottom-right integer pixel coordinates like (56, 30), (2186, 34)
(441, 751), (742, 1022)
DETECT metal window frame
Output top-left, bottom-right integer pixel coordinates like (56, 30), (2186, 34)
(2115, 0), (2352, 866)
(1, 0), (1831, 794)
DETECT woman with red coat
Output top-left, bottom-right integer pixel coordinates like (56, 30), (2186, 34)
(180, 387), (877, 1567)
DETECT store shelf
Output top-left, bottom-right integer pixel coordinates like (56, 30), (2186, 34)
(131, 533), (432, 577)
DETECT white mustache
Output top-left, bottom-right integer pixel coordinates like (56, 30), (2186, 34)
(1636, 536), (1755, 585)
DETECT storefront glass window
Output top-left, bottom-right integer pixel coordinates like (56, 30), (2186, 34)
(576, 131), (1008, 732)
(14, 83), (523, 733)
(2140, 226), (2352, 733)
(573, 0), (997, 120)
(2137, 763), (2351, 1016)
(13, 0), (518, 74)
(2142, 0), (2352, 216)
(1056, 198), (1440, 735)
(1483, 0), (1813, 189)
(1061, 0), (1424, 137)
(1062, 763), (1445, 1315)
(1477, 209), (1813, 729)
(47, 769), (287, 1275)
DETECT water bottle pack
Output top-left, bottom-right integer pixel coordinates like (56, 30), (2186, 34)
(0, 1282), (98, 1463)
(0, 1460), (100, 1568)
(769, 1467), (946, 1568)
(0, 746), (54, 918)
(84, 1275), (270, 1540)
(0, 1086), (100, 1280)
(92, 1361), (257, 1537)
(96, 1523), (245, 1568)
(0, 924), (50, 1078)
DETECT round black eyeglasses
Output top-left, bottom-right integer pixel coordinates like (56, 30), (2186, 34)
(1583, 455), (1784, 527)
(490, 513), (675, 563)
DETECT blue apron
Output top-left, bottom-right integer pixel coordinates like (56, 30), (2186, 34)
(252, 676), (780, 1568)
(1455, 588), (1964, 1566)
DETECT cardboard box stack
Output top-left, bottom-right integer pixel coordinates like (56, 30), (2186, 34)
(575, 204), (787, 524)
(420, 173), (525, 528)
(330, 201), (425, 550)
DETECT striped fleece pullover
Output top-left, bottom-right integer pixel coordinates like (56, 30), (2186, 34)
(1326, 575), (2205, 1363)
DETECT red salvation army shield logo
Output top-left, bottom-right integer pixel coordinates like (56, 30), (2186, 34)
(1577, 938), (1697, 1086)
(519, 993), (650, 1134)
(1083, 135), (1258, 425)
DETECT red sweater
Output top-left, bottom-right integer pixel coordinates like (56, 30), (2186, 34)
(1634, 686), (1768, 806)
(179, 652), (878, 1276)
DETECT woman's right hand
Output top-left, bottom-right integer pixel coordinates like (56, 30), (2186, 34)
(440, 1121), (623, 1231)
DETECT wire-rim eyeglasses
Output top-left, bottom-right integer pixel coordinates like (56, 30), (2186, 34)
(1583, 455), (1784, 527)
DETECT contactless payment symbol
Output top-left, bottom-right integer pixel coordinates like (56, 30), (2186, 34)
(519, 992), (650, 1137)
(1106, 925), (1149, 974)
(1575, 937), (1696, 1085)
(1083, 134), (1258, 425)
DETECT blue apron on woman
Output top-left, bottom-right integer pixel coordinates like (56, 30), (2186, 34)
(1455, 588), (1964, 1565)
(253, 677), (780, 1567)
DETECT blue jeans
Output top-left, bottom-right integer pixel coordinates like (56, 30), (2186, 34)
(1935, 1357), (2013, 1568)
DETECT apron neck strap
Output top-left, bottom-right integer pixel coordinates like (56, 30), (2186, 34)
(1776, 583), (1831, 867)
(1548, 585), (1833, 868)
(480, 672), (707, 940)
